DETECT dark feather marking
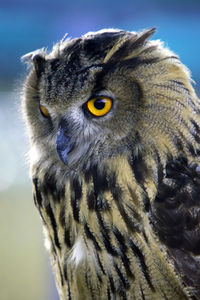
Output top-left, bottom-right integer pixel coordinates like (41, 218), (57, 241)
(63, 38), (82, 69)
(64, 228), (72, 248)
(142, 231), (149, 244)
(143, 194), (151, 213)
(67, 278), (72, 300)
(96, 269), (102, 283)
(84, 272), (96, 300)
(153, 148), (164, 185)
(57, 261), (64, 286)
(71, 176), (82, 199)
(111, 184), (141, 231)
(50, 237), (57, 259)
(42, 173), (56, 197)
(131, 151), (155, 215)
(154, 92), (186, 108)
(51, 246), (64, 287)
(108, 274), (116, 293)
(118, 57), (160, 71)
(87, 190), (96, 210)
(100, 230), (118, 256)
(98, 276), (103, 287)
(84, 223), (101, 251)
(109, 172), (142, 231)
(83, 31), (125, 61)
(93, 168), (109, 194)
(84, 166), (93, 183)
(128, 238), (155, 291)
(187, 97), (197, 113)
(84, 165), (109, 192)
(113, 226), (127, 253)
(87, 190), (110, 211)
(190, 119), (200, 143)
(130, 154), (148, 185)
(114, 262), (130, 289)
(170, 80), (190, 93)
(96, 194), (111, 211)
(69, 69), (90, 97)
(173, 135), (184, 152)
(107, 287), (111, 300)
(59, 205), (65, 227)
(46, 72), (54, 96)
(63, 262), (68, 281)
(113, 226), (134, 278)
(96, 211), (118, 256)
(160, 55), (179, 61)
(96, 252), (106, 275)
(140, 286), (146, 300)
(70, 177), (82, 222)
(190, 119), (199, 132)
(86, 166), (111, 211)
(42, 172), (65, 203)
(187, 143), (197, 156)
(45, 203), (61, 249)
(91, 64), (112, 93)
(33, 178), (43, 206)
(154, 83), (184, 94)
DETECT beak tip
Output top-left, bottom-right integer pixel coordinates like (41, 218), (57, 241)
(57, 148), (68, 164)
(56, 119), (75, 165)
(56, 128), (70, 164)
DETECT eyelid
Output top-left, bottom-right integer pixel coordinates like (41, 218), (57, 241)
(39, 104), (51, 118)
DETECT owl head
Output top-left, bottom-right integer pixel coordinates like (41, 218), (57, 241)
(22, 28), (199, 176)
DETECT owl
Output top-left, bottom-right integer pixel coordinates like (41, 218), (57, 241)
(22, 28), (200, 300)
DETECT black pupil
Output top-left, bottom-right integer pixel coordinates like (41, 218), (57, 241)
(94, 99), (106, 110)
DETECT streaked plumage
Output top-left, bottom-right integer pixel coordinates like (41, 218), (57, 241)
(22, 28), (200, 299)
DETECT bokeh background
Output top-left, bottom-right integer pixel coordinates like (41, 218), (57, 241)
(1, 0), (200, 299)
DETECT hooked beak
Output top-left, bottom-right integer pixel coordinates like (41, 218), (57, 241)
(56, 119), (74, 164)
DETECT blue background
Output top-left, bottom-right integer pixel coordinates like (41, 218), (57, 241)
(1, 0), (200, 90)
(0, 1), (199, 299)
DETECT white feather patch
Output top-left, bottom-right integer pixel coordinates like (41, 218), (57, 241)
(29, 145), (41, 165)
(69, 237), (87, 266)
(43, 226), (51, 251)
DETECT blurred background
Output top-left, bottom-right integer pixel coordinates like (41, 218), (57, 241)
(0, 0), (200, 299)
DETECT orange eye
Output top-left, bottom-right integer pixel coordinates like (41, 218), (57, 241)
(40, 104), (50, 118)
(87, 97), (112, 117)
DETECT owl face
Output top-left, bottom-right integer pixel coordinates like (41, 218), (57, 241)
(23, 28), (198, 174)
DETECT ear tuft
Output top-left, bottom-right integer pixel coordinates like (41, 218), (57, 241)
(21, 49), (46, 77)
(106, 27), (156, 64)
(32, 54), (46, 77)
